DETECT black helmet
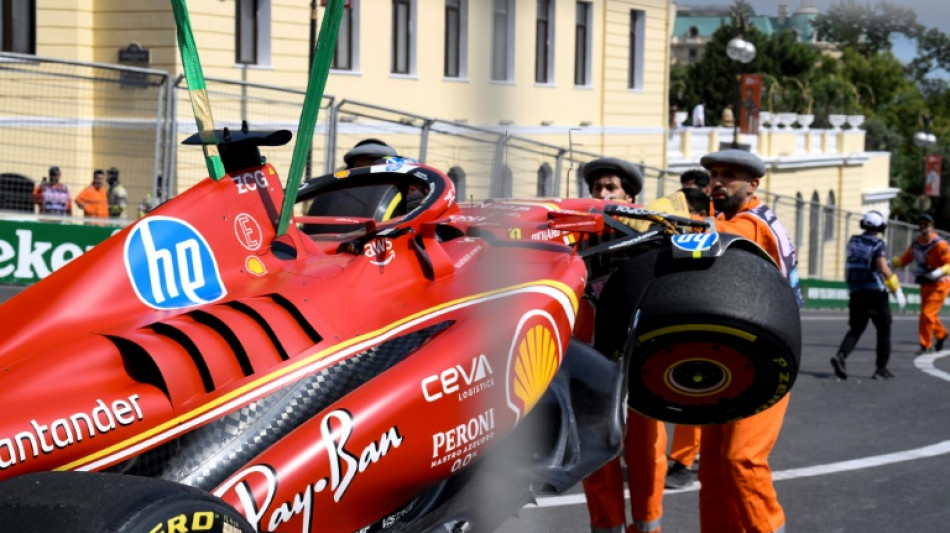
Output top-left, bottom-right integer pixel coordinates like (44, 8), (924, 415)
(859, 211), (886, 233)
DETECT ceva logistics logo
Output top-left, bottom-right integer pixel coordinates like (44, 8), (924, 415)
(124, 216), (226, 310)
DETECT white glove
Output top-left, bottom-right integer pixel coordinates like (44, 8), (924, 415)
(894, 287), (907, 311)
(929, 267), (947, 281)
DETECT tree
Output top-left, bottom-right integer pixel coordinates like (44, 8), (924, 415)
(811, 0), (921, 56)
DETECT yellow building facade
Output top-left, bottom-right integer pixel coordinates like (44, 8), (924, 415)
(10, 0), (895, 280)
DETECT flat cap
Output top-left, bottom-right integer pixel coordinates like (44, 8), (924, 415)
(919, 213), (935, 224)
(343, 138), (397, 168)
(700, 149), (766, 178)
(583, 157), (644, 197)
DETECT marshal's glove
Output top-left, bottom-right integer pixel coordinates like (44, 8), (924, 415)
(926, 264), (950, 282)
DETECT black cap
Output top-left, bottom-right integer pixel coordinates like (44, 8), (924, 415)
(343, 138), (397, 168)
(49, 166), (60, 175)
(107, 167), (119, 176)
(583, 157), (644, 198)
(700, 149), (766, 178)
(919, 213), (935, 225)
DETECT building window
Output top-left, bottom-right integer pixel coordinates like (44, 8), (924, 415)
(491, 0), (515, 82)
(333, 0), (359, 71)
(574, 2), (592, 87)
(688, 48), (698, 61)
(537, 163), (554, 196)
(1, 0), (34, 54)
(808, 191), (820, 276)
(823, 190), (836, 242)
(235, 0), (271, 66)
(628, 10), (644, 90)
(535, 0), (555, 84)
(688, 26), (699, 38)
(392, 0), (416, 75)
(444, 0), (468, 78)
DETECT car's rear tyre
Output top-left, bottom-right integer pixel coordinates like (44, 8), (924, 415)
(0, 471), (255, 533)
(595, 243), (801, 425)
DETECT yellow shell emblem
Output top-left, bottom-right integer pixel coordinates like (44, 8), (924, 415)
(511, 323), (560, 416)
(245, 256), (266, 276)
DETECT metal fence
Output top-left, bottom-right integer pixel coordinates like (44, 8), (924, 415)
(0, 52), (170, 219)
(0, 53), (930, 284)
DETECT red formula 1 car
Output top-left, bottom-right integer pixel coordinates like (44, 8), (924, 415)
(0, 131), (800, 533)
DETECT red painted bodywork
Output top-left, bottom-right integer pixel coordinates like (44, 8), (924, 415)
(0, 162), (627, 532)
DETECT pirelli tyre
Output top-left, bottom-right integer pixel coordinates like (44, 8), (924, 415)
(595, 242), (801, 425)
(0, 471), (255, 533)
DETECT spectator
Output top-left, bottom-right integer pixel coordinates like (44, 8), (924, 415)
(107, 167), (128, 218)
(343, 138), (397, 169)
(692, 102), (705, 127)
(33, 166), (71, 215)
(831, 211), (906, 380)
(697, 148), (802, 533)
(75, 169), (109, 218)
(720, 103), (735, 128)
(138, 174), (165, 217)
(892, 213), (950, 354)
(679, 168), (711, 195)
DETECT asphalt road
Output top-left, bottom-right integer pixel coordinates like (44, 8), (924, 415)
(3, 283), (946, 532)
(498, 311), (950, 533)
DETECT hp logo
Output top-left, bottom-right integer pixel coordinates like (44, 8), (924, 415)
(670, 232), (719, 253)
(124, 216), (226, 310)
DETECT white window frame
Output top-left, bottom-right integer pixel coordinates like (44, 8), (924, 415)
(491, 0), (516, 83)
(332, 0), (361, 72)
(535, 0), (555, 85)
(444, 0), (469, 80)
(235, 0), (271, 68)
(574, 1), (592, 88)
(392, 0), (417, 77)
(628, 9), (645, 91)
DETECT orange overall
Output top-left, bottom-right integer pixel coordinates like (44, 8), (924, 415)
(695, 195), (793, 533)
(582, 411), (667, 533)
(896, 235), (950, 349)
(669, 425), (701, 468)
(579, 289), (667, 533)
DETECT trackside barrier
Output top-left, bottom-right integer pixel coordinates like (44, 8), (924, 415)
(799, 278), (950, 314)
(0, 218), (123, 285)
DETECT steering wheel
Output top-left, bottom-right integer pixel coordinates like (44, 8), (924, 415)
(296, 159), (455, 234)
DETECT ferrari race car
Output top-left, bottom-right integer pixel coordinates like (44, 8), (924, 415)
(0, 129), (801, 532)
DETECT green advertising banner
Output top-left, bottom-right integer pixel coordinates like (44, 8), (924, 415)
(0, 219), (123, 285)
(799, 278), (942, 314)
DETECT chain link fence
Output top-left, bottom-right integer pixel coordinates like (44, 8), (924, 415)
(0, 52), (169, 219)
(1, 53), (928, 285)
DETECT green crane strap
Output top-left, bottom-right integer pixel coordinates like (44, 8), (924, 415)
(276, 0), (344, 236)
(170, 0), (225, 181)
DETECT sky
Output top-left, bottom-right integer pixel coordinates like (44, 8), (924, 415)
(675, 0), (950, 66)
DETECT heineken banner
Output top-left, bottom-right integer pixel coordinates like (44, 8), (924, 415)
(0, 219), (122, 285)
(799, 278), (944, 313)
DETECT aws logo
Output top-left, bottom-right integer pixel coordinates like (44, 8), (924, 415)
(505, 311), (563, 422)
(124, 216), (226, 310)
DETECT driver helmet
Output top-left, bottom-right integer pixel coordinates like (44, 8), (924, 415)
(859, 210), (886, 233)
(344, 138), (398, 168)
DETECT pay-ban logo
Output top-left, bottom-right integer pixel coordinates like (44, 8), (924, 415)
(670, 232), (719, 252)
(124, 216), (226, 309)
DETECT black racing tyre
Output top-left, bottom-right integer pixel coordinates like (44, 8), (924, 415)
(595, 243), (801, 425)
(0, 471), (255, 533)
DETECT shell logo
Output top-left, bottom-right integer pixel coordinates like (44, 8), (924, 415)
(245, 256), (266, 276)
(506, 311), (563, 422)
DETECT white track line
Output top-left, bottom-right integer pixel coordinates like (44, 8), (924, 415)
(529, 350), (950, 509)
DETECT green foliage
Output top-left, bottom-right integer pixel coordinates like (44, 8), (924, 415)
(812, 0), (921, 56)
